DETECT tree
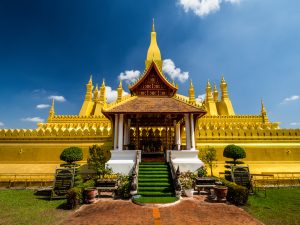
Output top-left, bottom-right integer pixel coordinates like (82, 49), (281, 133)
(87, 145), (111, 178)
(223, 144), (246, 166)
(60, 146), (83, 164)
(199, 146), (217, 176)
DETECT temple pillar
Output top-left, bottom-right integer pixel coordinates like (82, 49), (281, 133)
(190, 114), (196, 150)
(184, 113), (191, 150)
(114, 114), (119, 150)
(118, 114), (124, 151)
(176, 122), (181, 150)
(126, 119), (131, 147)
(123, 118), (128, 147)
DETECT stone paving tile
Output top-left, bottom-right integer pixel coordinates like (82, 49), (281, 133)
(60, 196), (263, 225)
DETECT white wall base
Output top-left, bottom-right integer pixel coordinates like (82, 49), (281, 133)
(167, 150), (204, 172)
(106, 150), (141, 175)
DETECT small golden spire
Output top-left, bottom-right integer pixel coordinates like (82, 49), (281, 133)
(152, 18), (155, 32)
(189, 79), (195, 104)
(94, 84), (99, 101)
(85, 76), (93, 101)
(117, 80), (123, 103)
(261, 99), (266, 113)
(207, 79), (211, 88)
(220, 75), (229, 99)
(118, 79), (123, 88)
(89, 74), (93, 83)
(261, 98), (269, 123)
(100, 80), (107, 106)
(213, 83), (219, 102)
(206, 80), (213, 102)
(221, 75), (226, 83)
(48, 99), (55, 119)
(190, 79), (194, 88)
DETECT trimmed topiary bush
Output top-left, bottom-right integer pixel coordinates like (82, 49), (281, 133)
(220, 178), (249, 205)
(60, 146), (83, 164)
(223, 144), (246, 166)
(223, 144), (246, 180)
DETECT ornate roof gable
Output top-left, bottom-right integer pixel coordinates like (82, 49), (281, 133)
(129, 62), (177, 97)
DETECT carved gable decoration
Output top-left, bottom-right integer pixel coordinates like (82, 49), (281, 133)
(129, 62), (177, 97)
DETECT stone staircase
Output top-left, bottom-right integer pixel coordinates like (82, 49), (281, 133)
(137, 162), (175, 202)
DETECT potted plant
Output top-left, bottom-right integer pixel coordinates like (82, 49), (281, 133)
(179, 171), (196, 197)
(83, 179), (97, 204)
(214, 185), (228, 202)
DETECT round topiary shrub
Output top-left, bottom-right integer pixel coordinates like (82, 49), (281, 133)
(223, 144), (246, 166)
(60, 146), (83, 164)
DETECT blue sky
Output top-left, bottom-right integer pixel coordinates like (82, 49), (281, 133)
(0, 0), (299, 129)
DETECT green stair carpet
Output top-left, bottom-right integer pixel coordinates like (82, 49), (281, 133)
(136, 162), (177, 203)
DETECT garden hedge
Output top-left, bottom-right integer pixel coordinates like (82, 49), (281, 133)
(221, 178), (249, 205)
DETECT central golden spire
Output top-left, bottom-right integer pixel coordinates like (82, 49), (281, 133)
(145, 19), (162, 70)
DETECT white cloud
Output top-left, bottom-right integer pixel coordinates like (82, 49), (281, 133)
(196, 94), (206, 102)
(21, 117), (44, 123)
(0, 121), (4, 127)
(178, 0), (240, 17)
(119, 70), (141, 83)
(281, 95), (299, 104)
(106, 86), (129, 103)
(290, 122), (300, 126)
(48, 95), (66, 102)
(36, 104), (50, 109)
(162, 59), (189, 83)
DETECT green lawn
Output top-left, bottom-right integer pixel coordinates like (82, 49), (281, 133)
(244, 188), (300, 225)
(0, 190), (71, 225)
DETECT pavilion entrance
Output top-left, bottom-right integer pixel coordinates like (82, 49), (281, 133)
(124, 113), (184, 153)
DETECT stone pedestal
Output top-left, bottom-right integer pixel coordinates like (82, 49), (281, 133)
(106, 150), (141, 175)
(166, 150), (204, 172)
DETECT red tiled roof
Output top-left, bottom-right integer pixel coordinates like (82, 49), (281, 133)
(103, 97), (206, 115)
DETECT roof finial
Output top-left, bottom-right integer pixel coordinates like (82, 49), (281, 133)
(221, 74), (226, 83)
(118, 79), (123, 88)
(261, 98), (266, 112)
(190, 79), (194, 88)
(48, 98), (55, 119)
(89, 74), (92, 83)
(152, 18), (155, 32)
(101, 79), (105, 87)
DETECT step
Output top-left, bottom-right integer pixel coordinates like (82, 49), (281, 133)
(139, 171), (169, 174)
(137, 182), (171, 187)
(139, 167), (169, 171)
(138, 178), (170, 183)
(139, 165), (168, 168)
(138, 187), (173, 192)
(139, 174), (169, 178)
(138, 191), (175, 197)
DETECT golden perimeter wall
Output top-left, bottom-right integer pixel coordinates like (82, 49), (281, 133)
(0, 125), (300, 174)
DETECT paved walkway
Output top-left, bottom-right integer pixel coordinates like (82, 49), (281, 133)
(61, 196), (263, 225)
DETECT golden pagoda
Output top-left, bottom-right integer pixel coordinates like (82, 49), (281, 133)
(0, 21), (300, 176)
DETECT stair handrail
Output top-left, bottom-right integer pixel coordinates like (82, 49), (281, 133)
(130, 150), (140, 195)
(168, 151), (182, 197)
